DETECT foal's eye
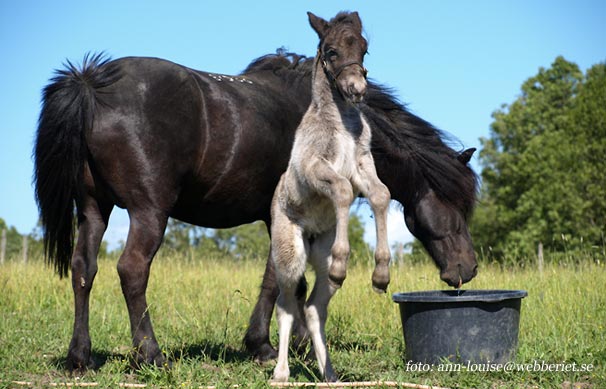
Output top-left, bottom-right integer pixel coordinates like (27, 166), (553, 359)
(325, 49), (338, 60)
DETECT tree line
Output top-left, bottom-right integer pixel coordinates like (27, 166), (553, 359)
(471, 56), (605, 262)
(0, 213), (374, 266)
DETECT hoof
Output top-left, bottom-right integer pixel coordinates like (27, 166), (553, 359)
(371, 266), (390, 293)
(272, 365), (290, 382)
(328, 276), (344, 290)
(66, 341), (94, 372)
(372, 285), (387, 294)
(252, 344), (278, 364)
(66, 355), (95, 373)
(328, 257), (347, 288)
(131, 349), (170, 369)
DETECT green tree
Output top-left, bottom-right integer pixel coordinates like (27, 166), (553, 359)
(0, 218), (23, 260)
(472, 57), (606, 260)
(213, 221), (270, 260)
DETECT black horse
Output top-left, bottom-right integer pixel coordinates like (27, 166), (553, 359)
(34, 51), (478, 370)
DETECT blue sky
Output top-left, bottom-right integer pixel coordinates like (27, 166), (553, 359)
(0, 1), (604, 249)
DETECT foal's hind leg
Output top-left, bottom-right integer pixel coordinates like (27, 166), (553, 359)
(67, 191), (112, 371)
(117, 209), (168, 367)
(305, 231), (339, 382)
(355, 155), (392, 292)
(244, 234), (308, 363)
(271, 211), (309, 382)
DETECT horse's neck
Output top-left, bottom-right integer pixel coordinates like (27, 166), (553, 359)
(311, 58), (345, 112)
(309, 57), (364, 135)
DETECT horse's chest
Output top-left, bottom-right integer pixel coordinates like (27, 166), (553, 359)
(328, 133), (359, 177)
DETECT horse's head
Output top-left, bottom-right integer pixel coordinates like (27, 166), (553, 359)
(308, 11), (368, 104)
(403, 148), (478, 288)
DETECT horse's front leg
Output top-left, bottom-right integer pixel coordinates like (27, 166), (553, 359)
(117, 210), (168, 368)
(67, 194), (112, 372)
(305, 160), (354, 289)
(355, 154), (392, 293)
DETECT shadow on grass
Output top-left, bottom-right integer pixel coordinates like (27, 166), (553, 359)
(172, 341), (319, 381)
(49, 349), (127, 373)
(47, 342), (323, 383)
(170, 341), (250, 364)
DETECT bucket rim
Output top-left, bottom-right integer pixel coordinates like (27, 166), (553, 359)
(392, 289), (528, 303)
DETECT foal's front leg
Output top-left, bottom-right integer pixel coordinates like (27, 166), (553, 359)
(355, 155), (392, 292)
(304, 159), (354, 289)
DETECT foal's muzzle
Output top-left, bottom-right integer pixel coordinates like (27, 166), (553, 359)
(323, 60), (368, 103)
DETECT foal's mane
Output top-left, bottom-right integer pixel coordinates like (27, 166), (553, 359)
(242, 51), (478, 217)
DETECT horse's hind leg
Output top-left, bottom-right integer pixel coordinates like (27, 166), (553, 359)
(117, 209), (168, 368)
(67, 191), (112, 371)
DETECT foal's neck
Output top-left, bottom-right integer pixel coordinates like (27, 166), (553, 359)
(311, 57), (358, 117)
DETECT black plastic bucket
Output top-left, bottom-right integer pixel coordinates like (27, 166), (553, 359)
(392, 290), (527, 364)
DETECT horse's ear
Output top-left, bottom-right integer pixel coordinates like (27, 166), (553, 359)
(349, 11), (362, 33)
(457, 148), (476, 165)
(308, 12), (329, 38)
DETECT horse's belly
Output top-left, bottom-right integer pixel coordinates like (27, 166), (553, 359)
(302, 203), (336, 235)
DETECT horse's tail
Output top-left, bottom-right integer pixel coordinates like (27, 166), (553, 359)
(33, 53), (120, 277)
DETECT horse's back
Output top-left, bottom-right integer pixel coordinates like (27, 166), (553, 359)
(85, 56), (296, 227)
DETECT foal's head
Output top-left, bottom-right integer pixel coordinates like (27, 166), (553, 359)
(308, 11), (368, 104)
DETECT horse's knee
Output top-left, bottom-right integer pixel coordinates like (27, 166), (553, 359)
(334, 182), (354, 208)
(370, 185), (391, 211)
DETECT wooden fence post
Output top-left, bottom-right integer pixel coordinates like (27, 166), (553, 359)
(0, 229), (6, 265)
(22, 234), (28, 264)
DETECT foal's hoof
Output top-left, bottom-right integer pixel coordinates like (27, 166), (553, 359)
(372, 285), (387, 294)
(328, 276), (345, 290)
(328, 259), (347, 289)
(371, 267), (390, 294)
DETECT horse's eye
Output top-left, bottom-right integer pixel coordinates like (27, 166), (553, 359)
(325, 49), (338, 60)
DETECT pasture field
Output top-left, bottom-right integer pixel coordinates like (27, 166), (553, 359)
(0, 254), (604, 388)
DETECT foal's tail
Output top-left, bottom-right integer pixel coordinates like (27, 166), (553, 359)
(33, 53), (120, 277)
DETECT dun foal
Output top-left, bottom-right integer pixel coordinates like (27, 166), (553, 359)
(270, 11), (391, 382)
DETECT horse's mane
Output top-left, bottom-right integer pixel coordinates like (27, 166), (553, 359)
(361, 86), (478, 217)
(241, 49), (311, 75)
(241, 51), (478, 217)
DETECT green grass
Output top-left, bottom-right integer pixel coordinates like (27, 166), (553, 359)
(0, 255), (604, 388)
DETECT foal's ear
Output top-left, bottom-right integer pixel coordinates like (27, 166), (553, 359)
(349, 11), (362, 33)
(457, 148), (476, 165)
(308, 12), (329, 38)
